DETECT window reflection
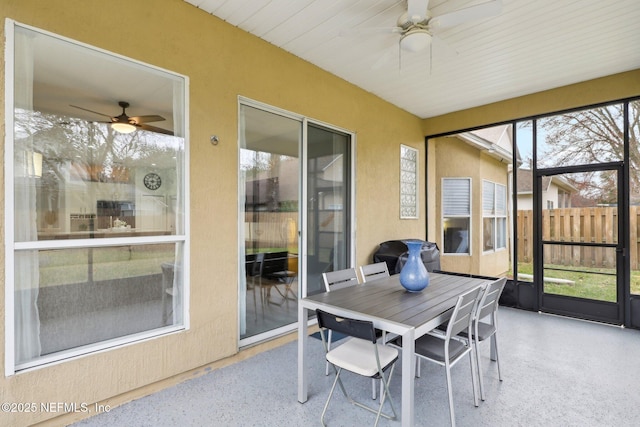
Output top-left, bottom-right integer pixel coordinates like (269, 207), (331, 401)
(14, 109), (182, 241)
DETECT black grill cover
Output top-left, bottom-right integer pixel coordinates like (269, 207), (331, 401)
(373, 239), (441, 274)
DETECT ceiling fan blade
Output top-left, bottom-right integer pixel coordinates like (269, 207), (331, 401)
(407, 0), (430, 23)
(429, 0), (502, 31)
(339, 27), (401, 37)
(70, 104), (113, 119)
(138, 123), (173, 135)
(432, 35), (458, 60)
(130, 115), (165, 124)
(371, 45), (398, 70)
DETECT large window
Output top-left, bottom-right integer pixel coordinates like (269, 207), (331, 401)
(442, 178), (471, 254)
(7, 23), (188, 372)
(483, 180), (507, 252)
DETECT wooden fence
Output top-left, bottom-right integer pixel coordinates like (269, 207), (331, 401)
(246, 209), (640, 269)
(517, 206), (639, 269)
(244, 212), (298, 250)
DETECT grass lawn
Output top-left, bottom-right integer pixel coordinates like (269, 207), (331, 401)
(517, 262), (640, 302)
(38, 244), (176, 286)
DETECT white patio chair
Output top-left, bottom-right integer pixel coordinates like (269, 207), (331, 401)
(316, 309), (398, 427)
(359, 262), (390, 283)
(393, 285), (483, 426)
(460, 277), (507, 401)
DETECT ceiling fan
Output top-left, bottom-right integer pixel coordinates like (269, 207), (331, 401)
(70, 101), (172, 135)
(347, 0), (502, 68)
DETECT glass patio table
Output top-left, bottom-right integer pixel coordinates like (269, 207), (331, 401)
(297, 270), (498, 426)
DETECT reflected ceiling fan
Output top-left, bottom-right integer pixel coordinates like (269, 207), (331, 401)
(347, 0), (502, 68)
(70, 101), (172, 135)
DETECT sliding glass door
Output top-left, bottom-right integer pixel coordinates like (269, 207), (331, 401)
(238, 101), (353, 343)
(305, 124), (352, 296)
(239, 104), (300, 340)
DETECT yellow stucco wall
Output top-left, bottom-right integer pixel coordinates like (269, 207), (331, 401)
(432, 136), (509, 277)
(477, 152), (511, 276)
(0, 1), (426, 425)
(433, 137), (477, 274)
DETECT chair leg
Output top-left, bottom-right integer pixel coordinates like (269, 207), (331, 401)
(375, 365), (398, 427)
(324, 359), (397, 427)
(259, 284), (267, 306)
(325, 330), (333, 376)
(469, 347), (479, 408)
(415, 357), (421, 378)
(252, 285), (257, 321)
(444, 362), (456, 427)
(492, 333), (503, 381)
(371, 378), (377, 400)
(476, 336), (486, 401)
(321, 367), (343, 427)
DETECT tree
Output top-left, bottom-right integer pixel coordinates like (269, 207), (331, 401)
(537, 101), (640, 203)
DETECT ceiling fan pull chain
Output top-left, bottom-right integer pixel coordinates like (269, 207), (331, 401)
(429, 42), (433, 76)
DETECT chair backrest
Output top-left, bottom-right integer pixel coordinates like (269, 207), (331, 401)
(249, 253), (265, 277)
(359, 262), (390, 283)
(446, 286), (483, 339)
(322, 268), (359, 292)
(476, 277), (507, 321)
(261, 251), (288, 276)
(316, 309), (377, 343)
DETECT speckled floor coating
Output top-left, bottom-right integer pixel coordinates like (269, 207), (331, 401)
(72, 307), (640, 427)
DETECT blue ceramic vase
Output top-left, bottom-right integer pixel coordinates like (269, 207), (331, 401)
(399, 240), (430, 292)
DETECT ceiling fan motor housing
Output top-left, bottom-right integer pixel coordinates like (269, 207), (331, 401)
(115, 101), (133, 123)
(397, 10), (432, 53)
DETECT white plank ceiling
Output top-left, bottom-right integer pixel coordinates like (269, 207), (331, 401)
(183, 0), (640, 119)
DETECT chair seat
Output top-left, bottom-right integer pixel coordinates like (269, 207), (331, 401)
(327, 338), (398, 377)
(414, 334), (468, 363)
(268, 270), (296, 281)
(391, 334), (467, 363)
(459, 321), (496, 341)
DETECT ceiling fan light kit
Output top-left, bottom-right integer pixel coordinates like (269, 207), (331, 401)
(400, 29), (431, 53)
(111, 121), (137, 134)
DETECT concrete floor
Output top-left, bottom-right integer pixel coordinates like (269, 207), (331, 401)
(72, 307), (640, 426)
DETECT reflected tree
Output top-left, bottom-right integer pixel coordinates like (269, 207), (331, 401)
(14, 108), (181, 227)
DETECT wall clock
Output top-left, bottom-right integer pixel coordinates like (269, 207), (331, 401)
(143, 172), (162, 190)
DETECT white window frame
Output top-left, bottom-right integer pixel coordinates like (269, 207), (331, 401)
(442, 177), (472, 255)
(482, 180), (507, 253)
(4, 20), (190, 375)
(400, 144), (418, 219)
